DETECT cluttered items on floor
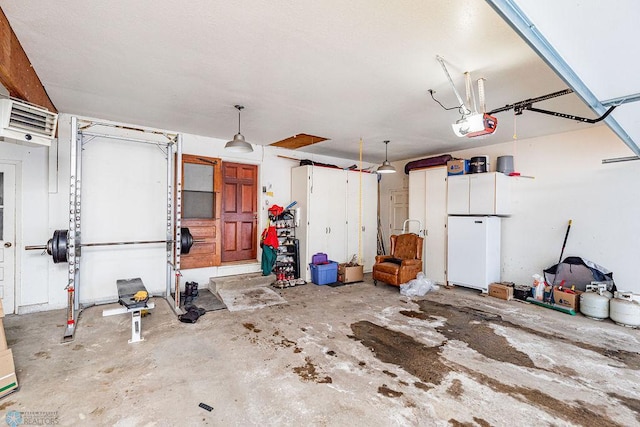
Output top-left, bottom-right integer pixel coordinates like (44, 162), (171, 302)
(268, 204), (306, 288)
(486, 257), (640, 328)
(488, 282), (514, 301)
(309, 252), (338, 285)
(338, 255), (364, 284)
(400, 272), (439, 297)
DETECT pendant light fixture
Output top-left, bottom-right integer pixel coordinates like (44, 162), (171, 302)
(224, 104), (254, 153)
(377, 140), (396, 174)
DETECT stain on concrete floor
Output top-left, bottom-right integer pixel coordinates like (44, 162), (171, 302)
(293, 357), (332, 384)
(377, 385), (403, 398)
(416, 300), (640, 369)
(352, 300), (626, 427)
(400, 308), (535, 368)
(350, 321), (450, 386)
(608, 392), (640, 422)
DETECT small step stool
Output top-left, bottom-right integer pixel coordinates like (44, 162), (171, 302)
(103, 278), (154, 343)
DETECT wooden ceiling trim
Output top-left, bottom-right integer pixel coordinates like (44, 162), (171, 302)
(270, 133), (329, 149)
(0, 7), (57, 112)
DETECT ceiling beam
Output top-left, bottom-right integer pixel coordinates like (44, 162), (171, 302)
(0, 7), (57, 112)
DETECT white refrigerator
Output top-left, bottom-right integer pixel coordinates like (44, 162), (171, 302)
(447, 216), (501, 292)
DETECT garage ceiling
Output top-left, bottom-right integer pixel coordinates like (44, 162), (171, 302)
(0, 1), (634, 163)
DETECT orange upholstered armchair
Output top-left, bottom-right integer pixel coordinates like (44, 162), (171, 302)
(373, 233), (424, 287)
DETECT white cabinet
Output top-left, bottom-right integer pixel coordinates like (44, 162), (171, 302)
(447, 216), (501, 292)
(408, 167), (447, 284)
(447, 172), (511, 215)
(291, 165), (378, 281)
(346, 171), (378, 272)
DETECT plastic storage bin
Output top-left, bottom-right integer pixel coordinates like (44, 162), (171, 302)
(311, 253), (328, 264)
(310, 261), (338, 285)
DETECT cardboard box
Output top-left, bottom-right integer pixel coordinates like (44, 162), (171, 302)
(338, 264), (364, 283)
(447, 159), (469, 176)
(0, 319), (6, 351)
(488, 283), (513, 301)
(0, 349), (18, 398)
(553, 288), (583, 311)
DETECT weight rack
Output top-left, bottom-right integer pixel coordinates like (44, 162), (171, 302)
(61, 117), (184, 342)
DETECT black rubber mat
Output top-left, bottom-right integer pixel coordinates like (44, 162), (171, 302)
(180, 288), (227, 312)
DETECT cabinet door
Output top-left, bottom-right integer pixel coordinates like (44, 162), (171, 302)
(291, 166), (312, 280)
(424, 167), (447, 284)
(346, 171), (377, 271)
(469, 173), (496, 214)
(308, 167), (346, 262)
(346, 171), (362, 263)
(360, 172), (378, 272)
(447, 175), (470, 214)
(408, 170), (426, 235)
(494, 173), (512, 215)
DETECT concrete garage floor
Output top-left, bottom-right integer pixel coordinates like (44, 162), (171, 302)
(2, 276), (640, 426)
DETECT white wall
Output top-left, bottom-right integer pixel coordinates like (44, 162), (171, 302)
(380, 125), (640, 292)
(5, 113), (375, 313)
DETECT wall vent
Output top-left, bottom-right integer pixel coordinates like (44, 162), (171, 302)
(0, 98), (58, 147)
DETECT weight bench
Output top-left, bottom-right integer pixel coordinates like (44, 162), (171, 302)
(102, 278), (154, 343)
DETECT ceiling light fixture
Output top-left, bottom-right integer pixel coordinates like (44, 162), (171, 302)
(377, 140), (396, 174)
(224, 104), (254, 153)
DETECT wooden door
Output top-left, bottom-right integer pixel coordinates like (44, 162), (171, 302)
(221, 163), (258, 262)
(181, 154), (222, 269)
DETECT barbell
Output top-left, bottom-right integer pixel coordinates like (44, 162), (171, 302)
(25, 227), (195, 264)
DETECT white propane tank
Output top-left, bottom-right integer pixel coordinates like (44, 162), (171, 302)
(580, 283), (613, 320)
(610, 291), (640, 328)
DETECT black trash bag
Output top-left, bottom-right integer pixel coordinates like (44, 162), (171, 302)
(178, 306), (206, 324)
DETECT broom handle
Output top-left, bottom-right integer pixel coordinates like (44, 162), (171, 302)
(552, 219), (572, 288)
(558, 219), (572, 265)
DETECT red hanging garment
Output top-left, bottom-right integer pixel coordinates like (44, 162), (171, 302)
(261, 225), (279, 249)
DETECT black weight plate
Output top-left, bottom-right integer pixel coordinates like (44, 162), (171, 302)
(180, 227), (193, 254)
(52, 230), (68, 264)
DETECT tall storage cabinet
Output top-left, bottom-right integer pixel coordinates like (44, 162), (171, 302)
(407, 166), (448, 284)
(347, 171), (378, 272)
(291, 165), (378, 281)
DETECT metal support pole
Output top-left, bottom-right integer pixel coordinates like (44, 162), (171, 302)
(63, 116), (81, 342)
(174, 134), (183, 311)
(166, 138), (173, 302)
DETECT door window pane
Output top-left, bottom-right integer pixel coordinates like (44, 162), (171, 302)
(183, 163), (214, 218)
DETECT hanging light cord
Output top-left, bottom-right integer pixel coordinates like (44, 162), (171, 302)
(235, 105), (244, 134)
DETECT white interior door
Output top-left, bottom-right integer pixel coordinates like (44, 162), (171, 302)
(389, 189), (409, 235)
(0, 164), (16, 314)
